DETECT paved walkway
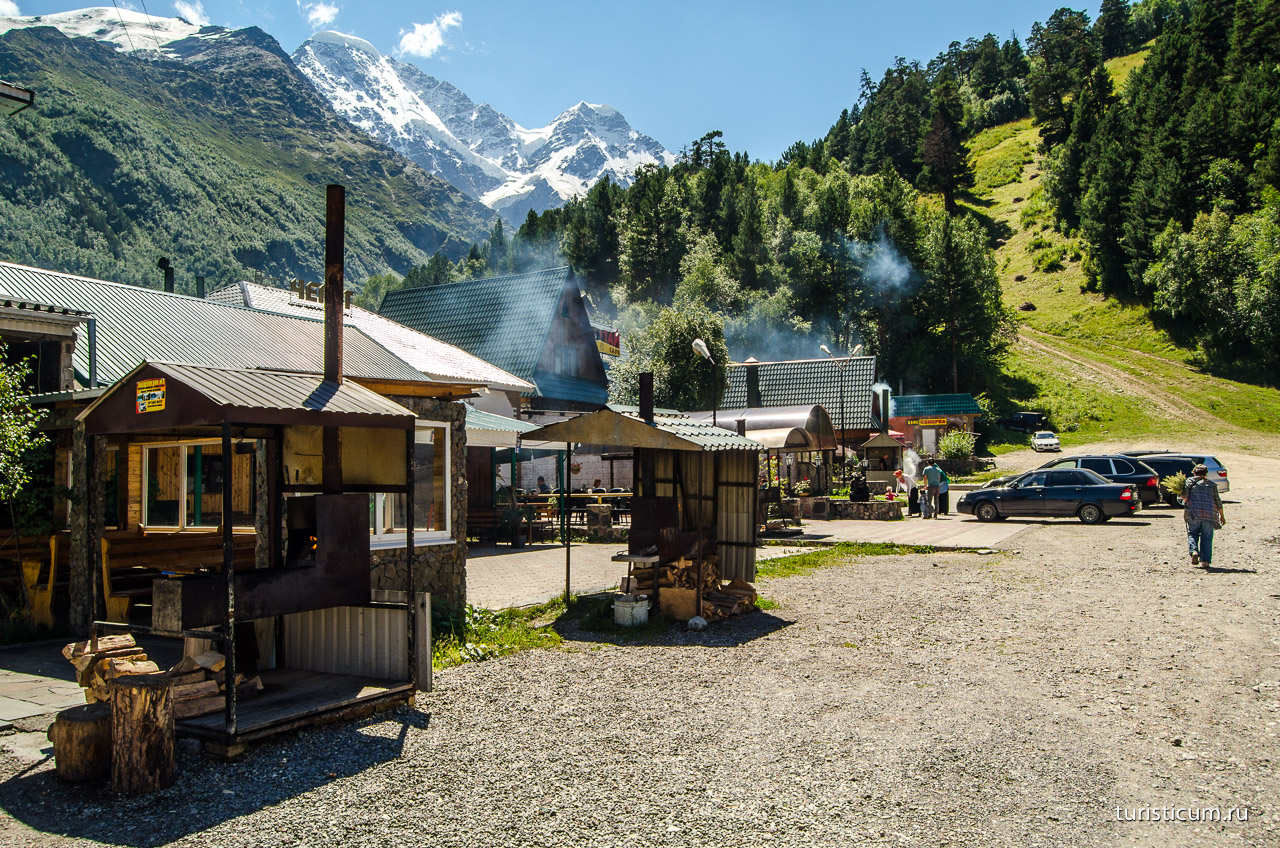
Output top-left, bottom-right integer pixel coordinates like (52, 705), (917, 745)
(464, 514), (1031, 610)
(0, 640), (85, 729)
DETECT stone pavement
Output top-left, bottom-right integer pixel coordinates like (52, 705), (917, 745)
(0, 640), (85, 729)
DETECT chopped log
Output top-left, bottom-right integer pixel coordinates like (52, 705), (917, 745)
(168, 671), (207, 688)
(174, 695), (224, 719)
(101, 658), (161, 680)
(109, 674), (175, 794)
(234, 675), (264, 698)
(173, 680), (219, 700)
(63, 634), (137, 660)
(85, 687), (109, 705)
(168, 656), (201, 675)
(193, 651), (225, 673)
(47, 703), (112, 782)
(74, 649), (146, 687)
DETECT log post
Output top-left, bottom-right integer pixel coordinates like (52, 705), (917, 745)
(109, 674), (175, 793)
(47, 703), (112, 782)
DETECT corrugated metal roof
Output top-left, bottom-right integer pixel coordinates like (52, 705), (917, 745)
(527, 370), (609, 406)
(524, 408), (762, 452)
(891, 394), (983, 417)
(378, 267), (570, 382)
(208, 282), (532, 392)
(724, 356), (877, 430)
(0, 292), (92, 317)
(0, 261), (429, 385)
(644, 412), (765, 451)
(79, 361), (414, 423)
(462, 403), (537, 433)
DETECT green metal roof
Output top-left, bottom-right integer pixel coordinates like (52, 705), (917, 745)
(528, 370), (608, 406)
(890, 394), (983, 417)
(377, 267), (571, 383)
(724, 357), (877, 430)
(0, 261), (429, 386)
(462, 403), (537, 434)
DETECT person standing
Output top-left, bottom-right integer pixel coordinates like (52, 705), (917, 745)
(1184, 464), (1225, 567)
(921, 458), (942, 519)
(937, 465), (951, 515)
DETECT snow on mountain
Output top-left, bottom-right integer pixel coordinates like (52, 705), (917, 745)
(293, 32), (675, 223)
(0, 7), (217, 56)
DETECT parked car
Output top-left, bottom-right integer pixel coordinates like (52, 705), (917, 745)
(958, 468), (1140, 524)
(1036, 454), (1161, 505)
(1130, 452), (1230, 495)
(1030, 431), (1061, 452)
(1128, 455), (1198, 506)
(999, 411), (1048, 432)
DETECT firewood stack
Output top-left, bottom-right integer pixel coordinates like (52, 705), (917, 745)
(631, 556), (758, 622)
(62, 635), (263, 717)
(702, 578), (757, 620)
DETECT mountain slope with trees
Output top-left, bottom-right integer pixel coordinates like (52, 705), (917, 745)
(0, 24), (493, 292)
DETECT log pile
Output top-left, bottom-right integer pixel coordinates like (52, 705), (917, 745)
(631, 556), (758, 622)
(62, 636), (263, 718)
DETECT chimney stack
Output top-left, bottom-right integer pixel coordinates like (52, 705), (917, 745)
(881, 387), (891, 435)
(639, 372), (654, 424)
(157, 257), (174, 293)
(736, 418), (747, 437)
(195, 275), (205, 299)
(324, 185), (345, 385)
(745, 357), (761, 408)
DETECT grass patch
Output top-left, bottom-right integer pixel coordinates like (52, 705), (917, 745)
(756, 542), (935, 579)
(432, 601), (564, 669)
(969, 119), (1035, 194)
(951, 467), (1010, 484)
(568, 594), (671, 638)
(1106, 43), (1153, 91)
(755, 595), (780, 611)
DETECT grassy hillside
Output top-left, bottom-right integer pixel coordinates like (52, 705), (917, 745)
(959, 49), (1280, 454)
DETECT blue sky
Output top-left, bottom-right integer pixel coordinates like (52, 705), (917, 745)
(8, 1), (1089, 160)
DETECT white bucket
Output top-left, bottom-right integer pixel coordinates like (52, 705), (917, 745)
(613, 594), (650, 627)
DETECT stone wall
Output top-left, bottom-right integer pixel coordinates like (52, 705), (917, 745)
(830, 499), (906, 520)
(371, 397), (468, 611)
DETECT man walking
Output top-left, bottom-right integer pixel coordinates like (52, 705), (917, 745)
(1184, 464), (1225, 567)
(921, 458), (942, 519)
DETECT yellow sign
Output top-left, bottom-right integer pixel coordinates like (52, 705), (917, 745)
(596, 339), (620, 357)
(136, 378), (166, 413)
(909, 417), (948, 426)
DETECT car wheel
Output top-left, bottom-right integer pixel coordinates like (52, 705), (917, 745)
(1078, 503), (1104, 524)
(976, 501), (1000, 522)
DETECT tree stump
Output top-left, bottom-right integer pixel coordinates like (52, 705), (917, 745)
(47, 703), (112, 782)
(109, 674), (175, 794)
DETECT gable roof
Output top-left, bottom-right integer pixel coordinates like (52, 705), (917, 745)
(891, 394), (983, 417)
(377, 267), (573, 384)
(723, 356), (877, 431)
(206, 281), (532, 393)
(0, 261), (430, 386)
(523, 408), (763, 452)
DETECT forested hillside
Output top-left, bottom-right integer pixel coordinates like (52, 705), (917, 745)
(0, 25), (493, 291)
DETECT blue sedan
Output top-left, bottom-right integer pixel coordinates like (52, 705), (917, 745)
(957, 468), (1141, 524)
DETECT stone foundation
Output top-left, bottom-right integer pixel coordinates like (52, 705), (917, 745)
(830, 500), (906, 521)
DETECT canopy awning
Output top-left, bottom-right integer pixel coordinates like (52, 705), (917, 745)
(686, 404), (836, 451)
(522, 408), (763, 452)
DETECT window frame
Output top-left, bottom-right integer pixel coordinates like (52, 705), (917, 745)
(140, 438), (256, 530)
(369, 420), (452, 546)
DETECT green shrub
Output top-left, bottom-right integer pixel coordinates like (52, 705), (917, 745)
(938, 429), (977, 459)
(1034, 246), (1066, 272)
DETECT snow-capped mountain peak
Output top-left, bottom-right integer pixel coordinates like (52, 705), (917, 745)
(0, 7), (215, 56)
(294, 32), (674, 223)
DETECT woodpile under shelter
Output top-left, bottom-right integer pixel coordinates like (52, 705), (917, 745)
(521, 390), (763, 621)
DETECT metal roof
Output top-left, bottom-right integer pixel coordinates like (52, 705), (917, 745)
(527, 370), (609, 406)
(462, 404), (537, 434)
(523, 408), (763, 452)
(891, 394), (983, 417)
(378, 268), (608, 401)
(686, 404), (836, 451)
(207, 281), (532, 393)
(0, 292), (91, 317)
(0, 261), (430, 385)
(724, 356), (877, 431)
(1, 80), (34, 116)
(78, 361), (415, 432)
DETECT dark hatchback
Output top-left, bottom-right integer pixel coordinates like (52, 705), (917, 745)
(1036, 455), (1161, 505)
(958, 468), (1141, 524)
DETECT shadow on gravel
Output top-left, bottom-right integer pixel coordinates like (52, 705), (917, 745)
(555, 593), (793, 648)
(0, 706), (430, 847)
(1200, 565), (1258, 574)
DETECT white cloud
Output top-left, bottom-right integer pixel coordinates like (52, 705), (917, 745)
(397, 10), (461, 59)
(173, 0), (209, 26)
(297, 1), (338, 28)
(0, 1), (21, 16)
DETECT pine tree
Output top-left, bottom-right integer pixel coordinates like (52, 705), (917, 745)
(1096, 0), (1133, 59)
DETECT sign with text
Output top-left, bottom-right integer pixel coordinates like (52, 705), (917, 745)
(136, 378), (166, 413)
(908, 417), (948, 426)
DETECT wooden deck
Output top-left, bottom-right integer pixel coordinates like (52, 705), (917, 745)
(177, 667), (413, 744)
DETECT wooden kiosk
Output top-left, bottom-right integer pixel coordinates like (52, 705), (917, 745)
(76, 360), (428, 755)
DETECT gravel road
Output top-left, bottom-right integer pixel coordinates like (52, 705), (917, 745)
(1, 442), (1276, 847)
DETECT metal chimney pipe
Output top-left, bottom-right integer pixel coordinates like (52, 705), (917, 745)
(158, 257), (174, 293)
(745, 359), (761, 408)
(881, 387), (891, 435)
(195, 275), (205, 299)
(324, 185), (345, 385)
(86, 318), (98, 389)
(639, 372), (654, 424)
(736, 418), (747, 437)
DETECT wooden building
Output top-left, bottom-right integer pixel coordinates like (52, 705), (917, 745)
(888, 394), (983, 454)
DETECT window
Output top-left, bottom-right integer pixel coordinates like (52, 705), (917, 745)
(1081, 458), (1112, 474)
(554, 346), (576, 377)
(1112, 458), (1136, 474)
(371, 422), (450, 543)
(142, 440), (258, 528)
(1021, 472), (1048, 487)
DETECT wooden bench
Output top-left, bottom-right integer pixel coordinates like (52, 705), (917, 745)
(100, 531), (256, 622)
(466, 507), (501, 543)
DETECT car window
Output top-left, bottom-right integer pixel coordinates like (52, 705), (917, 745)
(1020, 471), (1049, 487)
(1077, 468), (1110, 484)
(1045, 458), (1073, 468)
(1112, 458), (1136, 474)
(1048, 471), (1078, 486)
(1080, 457), (1112, 474)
